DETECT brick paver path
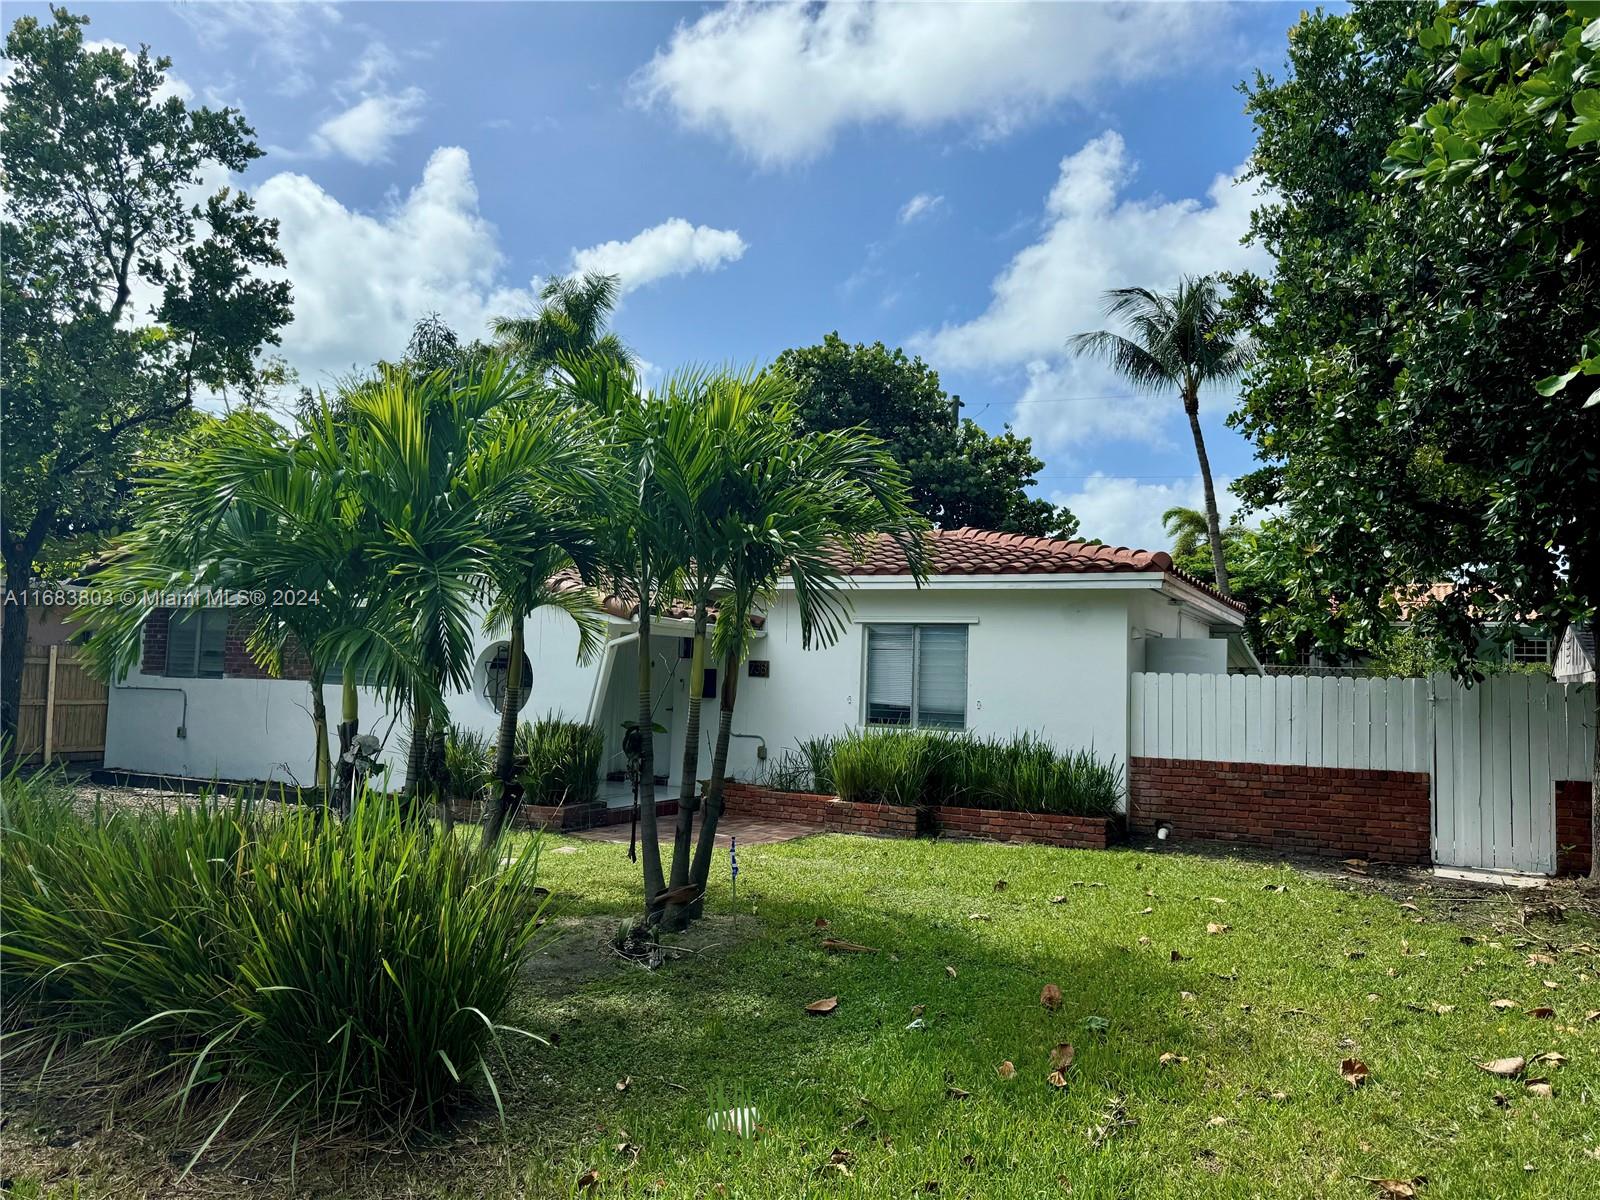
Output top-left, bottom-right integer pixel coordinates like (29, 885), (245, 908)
(571, 816), (816, 846)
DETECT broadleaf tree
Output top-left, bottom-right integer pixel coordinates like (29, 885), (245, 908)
(1231, 1), (1600, 870)
(0, 8), (291, 754)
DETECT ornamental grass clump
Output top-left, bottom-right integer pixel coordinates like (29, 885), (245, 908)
(0, 766), (548, 1153)
(829, 729), (1121, 816)
(516, 713), (603, 807)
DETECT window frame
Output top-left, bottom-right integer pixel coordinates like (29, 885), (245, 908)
(162, 608), (230, 679)
(861, 622), (970, 731)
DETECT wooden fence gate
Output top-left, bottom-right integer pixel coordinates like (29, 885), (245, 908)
(15, 645), (108, 764)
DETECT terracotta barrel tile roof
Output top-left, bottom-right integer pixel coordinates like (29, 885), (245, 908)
(838, 528), (1242, 611)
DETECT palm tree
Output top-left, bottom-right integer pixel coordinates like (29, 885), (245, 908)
(1068, 276), (1251, 596)
(79, 408), (389, 803)
(493, 272), (631, 372)
(677, 379), (928, 924)
(1161, 505), (1248, 586)
(327, 357), (592, 816)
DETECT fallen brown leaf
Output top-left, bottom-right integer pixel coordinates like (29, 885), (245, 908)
(996, 1060), (1016, 1080)
(1525, 1079), (1554, 1098)
(1048, 895), (1068, 904)
(1040, 983), (1063, 1011)
(1139, 907), (1154, 916)
(945, 1086), (971, 1100)
(968, 913), (991, 922)
(1526, 1006), (1555, 1019)
(1170, 950), (1186, 962)
(577, 1169), (601, 1191)
(1206, 922), (1230, 935)
(1046, 1070), (1069, 1089)
(1158, 1052), (1189, 1067)
(1530, 1051), (1567, 1067)
(993, 880), (1008, 892)
(806, 996), (839, 1016)
(1475, 1056), (1525, 1078)
(945, 965), (958, 979)
(1340, 1058), (1370, 1088)
(615, 1075), (632, 1092)
(1431, 1003), (1456, 1015)
(814, 916), (830, 929)
(1049, 1042), (1076, 1071)
(1207, 1115), (1229, 1127)
(1586, 1010), (1600, 1023)
(1490, 998), (1518, 1010)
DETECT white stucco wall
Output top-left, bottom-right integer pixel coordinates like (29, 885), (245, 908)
(103, 581), (1238, 794)
(726, 584), (1137, 787)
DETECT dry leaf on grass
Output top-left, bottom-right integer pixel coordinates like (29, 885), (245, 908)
(968, 913), (991, 922)
(1531, 1051), (1567, 1067)
(615, 1076), (632, 1092)
(1340, 1059), (1370, 1088)
(1139, 907), (1154, 916)
(1207, 1115), (1229, 1127)
(1138, 935), (1152, 946)
(1049, 895), (1068, 904)
(1526, 1006), (1556, 1019)
(945, 965), (958, 979)
(821, 938), (877, 954)
(1526, 952), (1556, 966)
(1346, 950), (1367, 961)
(1475, 1056), (1525, 1078)
(945, 1086), (971, 1101)
(993, 880), (1008, 892)
(577, 1169), (601, 1191)
(1050, 1043), (1076, 1071)
(1207, 922), (1230, 935)
(1431, 1003), (1456, 1015)
(1586, 1010), (1600, 1023)
(806, 996), (839, 1016)
(996, 1060), (1016, 1080)
(1158, 1052), (1189, 1067)
(1524, 1079), (1554, 1098)
(1264, 884), (1288, 893)
(814, 916), (830, 929)
(1047, 1070), (1069, 1089)
(1490, 998), (1518, 1010)
(1170, 950), (1186, 962)
(1040, 983), (1063, 1011)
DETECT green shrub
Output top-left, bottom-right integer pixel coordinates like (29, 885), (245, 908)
(830, 729), (1121, 816)
(763, 734), (840, 794)
(516, 713), (603, 807)
(0, 764), (548, 1149)
(443, 723), (494, 801)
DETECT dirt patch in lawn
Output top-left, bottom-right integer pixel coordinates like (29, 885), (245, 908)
(522, 910), (762, 991)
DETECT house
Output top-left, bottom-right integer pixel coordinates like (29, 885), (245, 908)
(100, 528), (1251, 799)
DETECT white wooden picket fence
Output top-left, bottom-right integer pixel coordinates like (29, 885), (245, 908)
(1129, 672), (1595, 875)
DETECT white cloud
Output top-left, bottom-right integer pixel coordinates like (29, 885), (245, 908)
(570, 218), (747, 294)
(254, 147), (536, 385)
(1053, 473), (1240, 554)
(309, 88), (425, 164)
(635, 2), (1235, 166)
(174, 0), (341, 97)
(897, 192), (944, 225)
(912, 131), (1271, 457)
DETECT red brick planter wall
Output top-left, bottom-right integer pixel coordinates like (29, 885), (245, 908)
(1128, 756), (1431, 865)
(930, 805), (1115, 849)
(1556, 780), (1593, 877)
(721, 781), (1119, 848)
(721, 781), (918, 837)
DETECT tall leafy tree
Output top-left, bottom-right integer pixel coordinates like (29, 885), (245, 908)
(1232, 2), (1600, 869)
(0, 8), (291, 753)
(1068, 278), (1252, 596)
(774, 334), (1075, 539)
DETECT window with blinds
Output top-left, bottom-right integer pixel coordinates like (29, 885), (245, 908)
(864, 624), (968, 729)
(164, 609), (229, 678)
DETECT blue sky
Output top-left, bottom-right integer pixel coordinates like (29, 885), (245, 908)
(37, 1), (1307, 550)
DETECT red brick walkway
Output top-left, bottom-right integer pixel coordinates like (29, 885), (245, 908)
(571, 816), (816, 846)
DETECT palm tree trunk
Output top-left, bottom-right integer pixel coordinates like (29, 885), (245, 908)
(404, 701), (428, 803)
(635, 578), (666, 922)
(686, 644), (740, 921)
(666, 610), (707, 899)
(309, 666), (331, 805)
(334, 673), (359, 814)
(1184, 387), (1231, 597)
(482, 616), (525, 848)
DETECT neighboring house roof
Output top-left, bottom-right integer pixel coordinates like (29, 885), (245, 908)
(837, 528), (1245, 613)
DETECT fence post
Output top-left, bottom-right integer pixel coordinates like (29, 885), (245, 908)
(42, 643), (59, 765)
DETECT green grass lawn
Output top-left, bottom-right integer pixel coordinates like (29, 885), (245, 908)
(6, 832), (1599, 1199)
